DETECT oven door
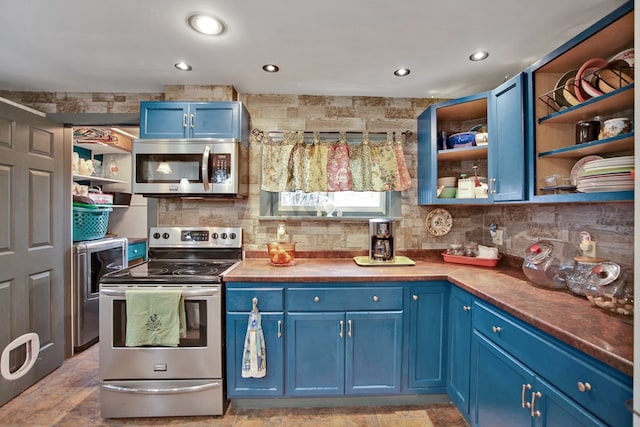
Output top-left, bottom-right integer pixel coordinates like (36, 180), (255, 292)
(132, 138), (239, 196)
(99, 286), (222, 380)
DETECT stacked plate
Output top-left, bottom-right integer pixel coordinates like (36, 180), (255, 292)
(576, 156), (634, 192)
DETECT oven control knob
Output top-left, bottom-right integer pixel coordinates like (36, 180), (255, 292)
(221, 233), (228, 240)
(212, 233), (219, 240)
(153, 232), (160, 239)
(162, 232), (170, 239)
(229, 232), (237, 240)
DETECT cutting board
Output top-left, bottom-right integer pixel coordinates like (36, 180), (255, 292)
(353, 256), (415, 266)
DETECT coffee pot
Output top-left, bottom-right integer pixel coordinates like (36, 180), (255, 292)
(369, 218), (395, 262)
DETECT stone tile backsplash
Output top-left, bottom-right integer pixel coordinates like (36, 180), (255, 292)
(0, 86), (633, 268)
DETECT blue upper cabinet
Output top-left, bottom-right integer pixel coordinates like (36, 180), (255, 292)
(139, 101), (249, 140)
(525, 2), (633, 203)
(488, 74), (526, 202)
(417, 75), (525, 205)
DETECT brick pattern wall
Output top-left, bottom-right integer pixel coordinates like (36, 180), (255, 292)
(0, 86), (632, 268)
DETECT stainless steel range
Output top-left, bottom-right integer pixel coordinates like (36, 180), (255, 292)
(98, 226), (242, 418)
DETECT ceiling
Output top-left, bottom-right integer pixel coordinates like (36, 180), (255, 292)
(0, 0), (629, 99)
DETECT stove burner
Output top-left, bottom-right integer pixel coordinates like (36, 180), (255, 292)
(146, 267), (169, 275)
(173, 266), (220, 276)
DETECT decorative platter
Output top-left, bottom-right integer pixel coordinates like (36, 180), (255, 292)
(425, 208), (453, 237)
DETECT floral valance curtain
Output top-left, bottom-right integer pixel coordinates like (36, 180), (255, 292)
(260, 131), (411, 193)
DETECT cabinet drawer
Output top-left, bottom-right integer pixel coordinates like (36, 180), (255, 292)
(473, 301), (631, 426)
(226, 288), (284, 312)
(287, 287), (403, 311)
(127, 241), (147, 262)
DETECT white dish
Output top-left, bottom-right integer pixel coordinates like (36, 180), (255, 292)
(577, 183), (634, 192)
(570, 155), (602, 185)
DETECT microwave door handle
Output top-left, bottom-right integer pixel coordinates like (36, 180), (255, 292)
(202, 145), (211, 191)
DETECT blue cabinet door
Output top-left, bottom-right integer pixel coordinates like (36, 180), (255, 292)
(488, 73), (526, 202)
(533, 378), (607, 427)
(407, 283), (448, 390)
(447, 286), (472, 419)
(345, 311), (403, 395)
(417, 105), (437, 205)
(471, 331), (535, 427)
(139, 101), (190, 138)
(286, 312), (345, 396)
(226, 312), (284, 397)
(190, 102), (240, 139)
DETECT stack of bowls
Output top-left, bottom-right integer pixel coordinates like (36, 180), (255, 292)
(437, 176), (457, 198)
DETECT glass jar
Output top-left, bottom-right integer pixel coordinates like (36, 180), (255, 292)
(582, 262), (633, 320)
(522, 240), (578, 290)
(463, 242), (478, 257)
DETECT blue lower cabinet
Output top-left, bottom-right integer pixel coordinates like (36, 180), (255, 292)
(470, 332), (536, 427)
(407, 282), (448, 391)
(225, 285), (285, 397)
(447, 286), (473, 420)
(470, 299), (631, 427)
(286, 311), (403, 396)
(226, 312), (284, 397)
(286, 312), (345, 396)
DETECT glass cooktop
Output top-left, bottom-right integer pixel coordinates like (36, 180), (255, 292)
(100, 259), (238, 284)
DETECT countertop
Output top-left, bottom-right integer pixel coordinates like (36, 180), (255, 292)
(223, 256), (633, 377)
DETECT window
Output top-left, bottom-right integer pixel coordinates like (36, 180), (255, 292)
(261, 189), (401, 218)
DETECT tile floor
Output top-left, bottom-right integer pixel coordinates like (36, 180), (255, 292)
(0, 344), (469, 426)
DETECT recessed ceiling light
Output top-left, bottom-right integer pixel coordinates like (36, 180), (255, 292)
(393, 68), (411, 77)
(187, 14), (225, 36)
(469, 51), (489, 61)
(175, 62), (193, 71)
(263, 64), (279, 73)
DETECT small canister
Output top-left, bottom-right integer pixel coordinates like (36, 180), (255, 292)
(602, 117), (632, 138)
(575, 120), (600, 144)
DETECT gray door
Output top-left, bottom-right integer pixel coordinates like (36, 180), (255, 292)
(0, 99), (67, 406)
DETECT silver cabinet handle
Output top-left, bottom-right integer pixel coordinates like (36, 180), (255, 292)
(190, 113), (195, 128)
(463, 305), (471, 311)
(182, 113), (188, 128)
(521, 383), (532, 408)
(314, 296), (320, 303)
(577, 381), (591, 392)
(412, 294), (418, 301)
(530, 391), (542, 417)
(277, 320), (282, 338)
(490, 178), (497, 194)
(492, 326), (502, 333)
(339, 320), (344, 338)
(373, 295), (379, 302)
(348, 319), (352, 337)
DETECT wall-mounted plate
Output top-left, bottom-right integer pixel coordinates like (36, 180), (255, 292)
(425, 208), (452, 237)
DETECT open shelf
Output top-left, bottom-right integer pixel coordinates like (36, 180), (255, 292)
(73, 174), (127, 184)
(538, 133), (633, 158)
(438, 146), (488, 161)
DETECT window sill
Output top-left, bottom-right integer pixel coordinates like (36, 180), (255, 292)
(258, 216), (402, 221)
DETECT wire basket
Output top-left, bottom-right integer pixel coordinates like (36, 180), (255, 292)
(73, 205), (112, 241)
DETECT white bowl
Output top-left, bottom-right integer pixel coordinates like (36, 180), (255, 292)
(437, 176), (457, 187)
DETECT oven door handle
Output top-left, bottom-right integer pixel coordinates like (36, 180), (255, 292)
(100, 288), (219, 298)
(102, 382), (220, 395)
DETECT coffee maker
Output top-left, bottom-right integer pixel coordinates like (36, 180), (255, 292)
(369, 218), (395, 262)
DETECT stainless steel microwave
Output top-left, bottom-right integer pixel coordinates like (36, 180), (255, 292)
(132, 138), (248, 197)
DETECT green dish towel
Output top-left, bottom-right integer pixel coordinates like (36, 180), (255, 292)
(125, 290), (186, 347)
